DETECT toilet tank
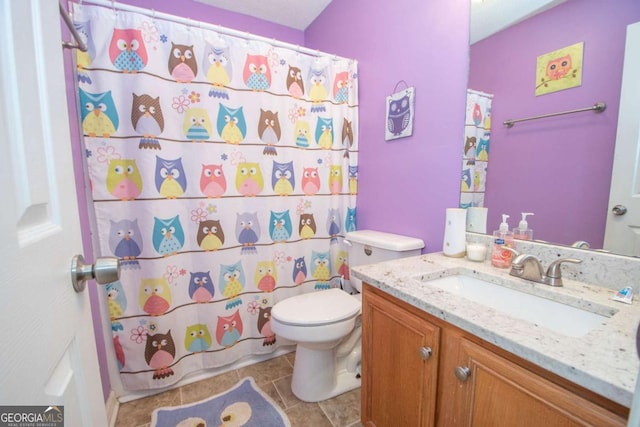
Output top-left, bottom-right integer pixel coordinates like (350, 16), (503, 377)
(344, 230), (425, 293)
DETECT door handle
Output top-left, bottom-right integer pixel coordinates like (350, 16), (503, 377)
(612, 205), (627, 216)
(71, 254), (120, 293)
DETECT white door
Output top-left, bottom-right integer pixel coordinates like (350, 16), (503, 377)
(0, 1), (107, 426)
(604, 21), (640, 257)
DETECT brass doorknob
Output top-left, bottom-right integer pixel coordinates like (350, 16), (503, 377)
(71, 254), (120, 293)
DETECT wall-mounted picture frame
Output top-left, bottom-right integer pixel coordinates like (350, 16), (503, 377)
(385, 85), (415, 141)
(535, 42), (584, 96)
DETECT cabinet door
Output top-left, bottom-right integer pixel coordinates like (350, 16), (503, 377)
(362, 288), (440, 427)
(454, 338), (626, 427)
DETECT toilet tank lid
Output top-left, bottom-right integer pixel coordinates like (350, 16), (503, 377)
(345, 230), (425, 252)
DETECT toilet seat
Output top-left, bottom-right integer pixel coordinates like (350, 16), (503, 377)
(272, 288), (361, 327)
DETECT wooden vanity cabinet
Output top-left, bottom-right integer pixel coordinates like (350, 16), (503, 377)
(362, 284), (441, 426)
(361, 284), (629, 427)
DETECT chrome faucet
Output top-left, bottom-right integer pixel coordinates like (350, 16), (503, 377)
(505, 248), (582, 287)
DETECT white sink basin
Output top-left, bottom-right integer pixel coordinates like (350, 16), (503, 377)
(423, 274), (610, 337)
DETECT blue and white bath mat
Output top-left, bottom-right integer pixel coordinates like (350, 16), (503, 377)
(150, 377), (291, 427)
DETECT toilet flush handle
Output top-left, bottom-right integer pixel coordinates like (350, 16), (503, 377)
(343, 239), (353, 247)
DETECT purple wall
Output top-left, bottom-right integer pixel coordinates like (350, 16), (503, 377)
(469, 0), (640, 247)
(306, 0), (470, 253)
(61, 0), (303, 400)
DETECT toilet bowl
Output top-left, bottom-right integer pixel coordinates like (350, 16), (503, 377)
(271, 230), (424, 402)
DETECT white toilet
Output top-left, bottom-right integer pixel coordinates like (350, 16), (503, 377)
(271, 230), (424, 402)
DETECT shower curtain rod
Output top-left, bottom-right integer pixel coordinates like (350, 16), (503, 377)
(71, 0), (353, 62)
(60, 2), (88, 51)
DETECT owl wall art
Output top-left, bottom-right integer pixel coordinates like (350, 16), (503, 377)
(131, 93), (164, 149)
(385, 86), (415, 141)
(109, 28), (148, 73)
(535, 42), (583, 96)
(168, 43), (197, 83)
(79, 88), (119, 138)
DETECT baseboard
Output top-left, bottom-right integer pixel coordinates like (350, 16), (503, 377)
(105, 390), (119, 427)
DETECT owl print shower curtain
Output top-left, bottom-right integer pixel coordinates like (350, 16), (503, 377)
(72, 3), (358, 391)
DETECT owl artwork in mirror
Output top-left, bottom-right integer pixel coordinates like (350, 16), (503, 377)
(467, 0), (640, 256)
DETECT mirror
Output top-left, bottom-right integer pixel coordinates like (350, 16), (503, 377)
(467, 0), (640, 255)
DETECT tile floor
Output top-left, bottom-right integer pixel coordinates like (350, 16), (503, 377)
(114, 352), (363, 427)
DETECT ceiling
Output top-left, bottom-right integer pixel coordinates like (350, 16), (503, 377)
(195, 0), (567, 40)
(194, 0), (333, 31)
(470, 0), (568, 44)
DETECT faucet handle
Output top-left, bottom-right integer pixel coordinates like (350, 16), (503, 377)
(546, 258), (582, 278)
(545, 258), (582, 287)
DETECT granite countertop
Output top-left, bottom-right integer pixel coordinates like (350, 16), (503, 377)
(352, 252), (640, 407)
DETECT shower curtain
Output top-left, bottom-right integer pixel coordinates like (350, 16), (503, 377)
(72, 3), (358, 391)
(460, 89), (492, 208)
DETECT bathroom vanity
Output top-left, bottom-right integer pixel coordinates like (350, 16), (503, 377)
(354, 252), (639, 426)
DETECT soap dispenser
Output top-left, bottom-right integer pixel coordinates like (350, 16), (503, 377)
(491, 214), (515, 268)
(514, 212), (534, 240)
